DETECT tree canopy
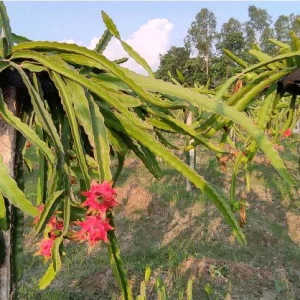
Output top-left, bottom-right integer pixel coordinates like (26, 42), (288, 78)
(156, 5), (300, 87)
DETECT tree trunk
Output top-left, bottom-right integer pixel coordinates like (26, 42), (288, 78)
(205, 52), (209, 78)
(0, 87), (17, 300)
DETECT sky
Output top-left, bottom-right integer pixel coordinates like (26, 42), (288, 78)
(4, 1), (299, 74)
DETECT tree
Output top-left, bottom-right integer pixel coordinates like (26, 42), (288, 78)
(290, 14), (300, 36)
(244, 5), (274, 54)
(275, 15), (291, 42)
(155, 46), (190, 82)
(213, 18), (246, 83)
(216, 18), (245, 55)
(260, 25), (276, 55)
(185, 8), (217, 77)
(184, 56), (207, 86)
(155, 46), (207, 86)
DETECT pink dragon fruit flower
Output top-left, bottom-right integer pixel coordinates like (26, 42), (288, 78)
(73, 215), (114, 247)
(81, 180), (118, 215)
(36, 237), (55, 261)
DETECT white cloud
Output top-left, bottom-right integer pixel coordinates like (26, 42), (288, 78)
(62, 39), (83, 46)
(88, 37), (100, 50)
(88, 18), (174, 75)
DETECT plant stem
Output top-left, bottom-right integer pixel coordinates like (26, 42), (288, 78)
(107, 210), (132, 300)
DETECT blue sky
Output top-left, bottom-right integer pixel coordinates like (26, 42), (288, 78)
(5, 1), (297, 46)
(4, 1), (298, 73)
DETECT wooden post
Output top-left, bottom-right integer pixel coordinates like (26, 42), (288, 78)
(185, 110), (195, 192)
(0, 87), (17, 300)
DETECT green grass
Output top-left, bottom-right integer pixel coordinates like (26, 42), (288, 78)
(18, 135), (300, 299)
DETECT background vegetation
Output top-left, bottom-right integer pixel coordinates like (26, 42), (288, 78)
(156, 5), (300, 87)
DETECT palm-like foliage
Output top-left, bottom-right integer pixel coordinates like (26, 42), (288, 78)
(0, 3), (298, 299)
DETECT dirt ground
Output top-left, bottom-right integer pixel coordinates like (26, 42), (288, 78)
(20, 144), (300, 299)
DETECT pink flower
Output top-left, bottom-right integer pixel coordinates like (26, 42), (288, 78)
(81, 181), (118, 215)
(283, 128), (292, 138)
(73, 215), (114, 247)
(33, 204), (44, 225)
(36, 238), (55, 260)
(48, 215), (64, 231)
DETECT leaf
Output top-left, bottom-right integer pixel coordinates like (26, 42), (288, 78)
(62, 79), (94, 145)
(11, 43), (185, 109)
(0, 88), (55, 165)
(16, 50), (152, 131)
(35, 190), (64, 233)
(39, 263), (56, 290)
(12, 32), (32, 44)
(147, 107), (225, 154)
(51, 237), (62, 272)
(0, 60), (9, 72)
(246, 85), (279, 161)
(20, 61), (45, 73)
(101, 11), (121, 39)
(144, 265), (151, 283)
(147, 118), (176, 132)
(114, 57), (128, 64)
(176, 69), (185, 83)
(155, 130), (179, 150)
(38, 240), (63, 292)
(168, 70), (181, 86)
(125, 71), (295, 186)
(79, 30), (113, 75)
(0, 1), (13, 56)
(120, 134), (162, 179)
(107, 216), (133, 300)
(204, 283), (213, 296)
(86, 93), (112, 181)
(107, 129), (128, 155)
(192, 69), (284, 136)
(91, 73), (130, 91)
(234, 69), (290, 111)
(11, 63), (64, 156)
(249, 49), (285, 70)
(156, 277), (168, 300)
(35, 123), (47, 205)
(223, 48), (248, 68)
(0, 154), (38, 217)
(139, 281), (146, 299)
(58, 53), (106, 70)
(290, 32), (300, 67)
(230, 153), (243, 202)
(103, 110), (246, 244)
(102, 11), (154, 77)
(112, 154), (125, 185)
(186, 276), (195, 300)
(90, 78), (141, 107)
(94, 29), (113, 54)
(50, 71), (90, 187)
(269, 38), (290, 50)
(215, 74), (240, 101)
(241, 50), (300, 73)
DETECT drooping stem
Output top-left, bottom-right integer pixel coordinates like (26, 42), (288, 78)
(107, 210), (132, 300)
